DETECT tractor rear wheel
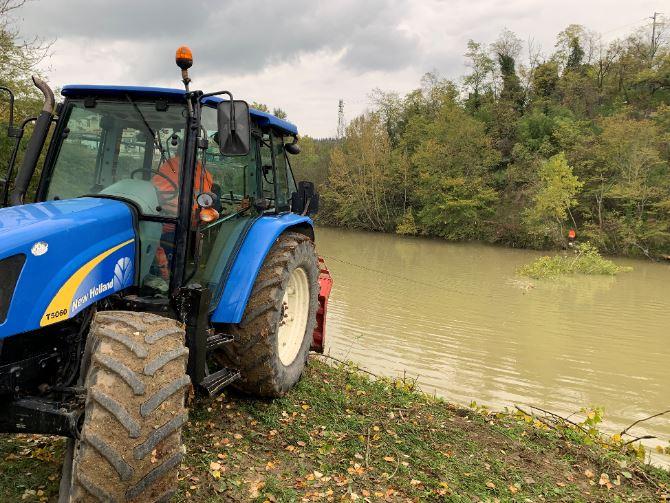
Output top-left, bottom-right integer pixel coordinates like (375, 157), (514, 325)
(216, 232), (319, 398)
(60, 311), (189, 503)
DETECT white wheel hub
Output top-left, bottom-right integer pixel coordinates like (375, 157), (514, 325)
(277, 266), (310, 366)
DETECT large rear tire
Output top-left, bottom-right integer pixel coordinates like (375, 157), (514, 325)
(216, 232), (319, 398)
(60, 311), (189, 503)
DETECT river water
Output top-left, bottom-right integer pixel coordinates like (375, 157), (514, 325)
(316, 227), (669, 463)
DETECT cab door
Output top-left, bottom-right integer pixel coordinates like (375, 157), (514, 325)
(190, 105), (261, 305)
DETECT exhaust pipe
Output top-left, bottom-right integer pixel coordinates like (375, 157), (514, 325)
(10, 76), (55, 206)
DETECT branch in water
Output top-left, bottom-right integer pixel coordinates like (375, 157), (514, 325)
(623, 435), (657, 446)
(620, 409), (670, 437)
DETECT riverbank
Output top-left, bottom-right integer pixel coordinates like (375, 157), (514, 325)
(1, 358), (668, 502)
(317, 223), (666, 262)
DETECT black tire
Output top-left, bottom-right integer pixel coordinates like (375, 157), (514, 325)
(60, 311), (189, 503)
(216, 232), (319, 398)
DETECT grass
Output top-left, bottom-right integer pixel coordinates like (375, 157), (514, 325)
(1, 358), (668, 502)
(518, 242), (633, 279)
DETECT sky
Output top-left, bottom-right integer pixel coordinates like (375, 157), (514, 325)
(13, 0), (665, 138)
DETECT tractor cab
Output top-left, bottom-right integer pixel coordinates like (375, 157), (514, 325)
(34, 85), (306, 302)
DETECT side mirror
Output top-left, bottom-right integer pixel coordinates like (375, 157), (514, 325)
(285, 137), (301, 155)
(217, 100), (251, 156)
(291, 181), (319, 216)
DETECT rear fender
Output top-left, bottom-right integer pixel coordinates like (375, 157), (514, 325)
(210, 213), (313, 325)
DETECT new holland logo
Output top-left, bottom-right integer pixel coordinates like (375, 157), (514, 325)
(114, 257), (133, 290)
(31, 241), (48, 256)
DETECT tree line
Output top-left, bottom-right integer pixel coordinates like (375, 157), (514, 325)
(293, 23), (670, 257)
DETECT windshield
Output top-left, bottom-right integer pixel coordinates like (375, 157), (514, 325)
(45, 98), (188, 218)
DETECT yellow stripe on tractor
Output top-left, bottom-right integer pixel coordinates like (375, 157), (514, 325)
(40, 239), (134, 327)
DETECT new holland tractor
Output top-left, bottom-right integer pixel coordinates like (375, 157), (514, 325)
(0, 46), (332, 502)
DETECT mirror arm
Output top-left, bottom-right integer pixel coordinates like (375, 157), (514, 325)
(201, 90), (237, 131)
(301, 197), (312, 216)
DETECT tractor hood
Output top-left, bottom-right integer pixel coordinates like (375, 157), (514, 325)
(0, 198), (136, 338)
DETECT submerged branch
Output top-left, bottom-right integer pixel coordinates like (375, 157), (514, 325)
(620, 409), (670, 437)
(623, 435), (657, 446)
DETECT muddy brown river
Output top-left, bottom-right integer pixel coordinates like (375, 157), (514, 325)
(316, 227), (669, 464)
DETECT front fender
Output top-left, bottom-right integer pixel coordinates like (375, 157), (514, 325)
(0, 198), (136, 338)
(210, 213), (313, 324)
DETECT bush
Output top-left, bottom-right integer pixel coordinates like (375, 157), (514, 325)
(396, 208), (418, 235)
(517, 242), (632, 278)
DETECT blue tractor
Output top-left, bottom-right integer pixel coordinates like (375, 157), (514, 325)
(0, 47), (331, 502)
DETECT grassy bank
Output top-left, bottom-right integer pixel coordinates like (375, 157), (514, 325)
(1, 358), (668, 502)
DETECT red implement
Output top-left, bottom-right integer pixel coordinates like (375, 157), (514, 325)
(312, 257), (333, 352)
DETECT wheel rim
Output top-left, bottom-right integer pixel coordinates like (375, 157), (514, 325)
(277, 266), (310, 366)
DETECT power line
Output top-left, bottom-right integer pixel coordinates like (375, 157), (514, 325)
(601, 17), (649, 37)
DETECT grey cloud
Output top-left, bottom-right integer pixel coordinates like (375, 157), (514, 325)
(19, 0), (420, 77)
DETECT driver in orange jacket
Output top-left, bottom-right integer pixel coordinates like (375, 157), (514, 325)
(151, 156), (214, 282)
(152, 156), (213, 217)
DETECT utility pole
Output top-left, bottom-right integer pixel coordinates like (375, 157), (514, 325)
(650, 12), (662, 61)
(336, 99), (345, 140)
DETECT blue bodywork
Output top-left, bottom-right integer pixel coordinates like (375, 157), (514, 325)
(0, 197), (312, 337)
(211, 213), (313, 324)
(0, 198), (136, 338)
(0, 86), (310, 340)
(61, 85), (299, 136)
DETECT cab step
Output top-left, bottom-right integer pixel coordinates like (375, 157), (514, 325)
(199, 367), (240, 396)
(206, 332), (234, 352)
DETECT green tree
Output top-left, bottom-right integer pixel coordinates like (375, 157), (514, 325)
(290, 136), (335, 190)
(408, 95), (500, 239)
(463, 40), (495, 113)
(250, 102), (270, 112)
(524, 152), (583, 245)
(272, 107), (288, 120)
(0, 1), (51, 199)
(589, 115), (670, 253)
(486, 29), (525, 165)
(530, 61), (560, 105)
(322, 114), (403, 231)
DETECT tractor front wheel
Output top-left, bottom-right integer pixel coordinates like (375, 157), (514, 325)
(216, 232), (319, 398)
(59, 311), (189, 503)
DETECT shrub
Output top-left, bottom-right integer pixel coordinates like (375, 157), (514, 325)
(517, 242), (632, 278)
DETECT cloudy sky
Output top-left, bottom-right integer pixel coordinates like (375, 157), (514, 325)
(15, 0), (664, 137)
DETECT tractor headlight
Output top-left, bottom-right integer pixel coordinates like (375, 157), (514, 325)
(0, 254), (25, 323)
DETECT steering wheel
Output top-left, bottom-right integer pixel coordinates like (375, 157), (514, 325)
(130, 168), (179, 202)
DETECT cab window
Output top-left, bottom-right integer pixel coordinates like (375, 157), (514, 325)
(259, 131), (294, 212)
(44, 99), (186, 218)
(273, 134), (291, 211)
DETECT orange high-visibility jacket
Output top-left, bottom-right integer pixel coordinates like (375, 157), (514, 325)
(152, 156), (213, 216)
